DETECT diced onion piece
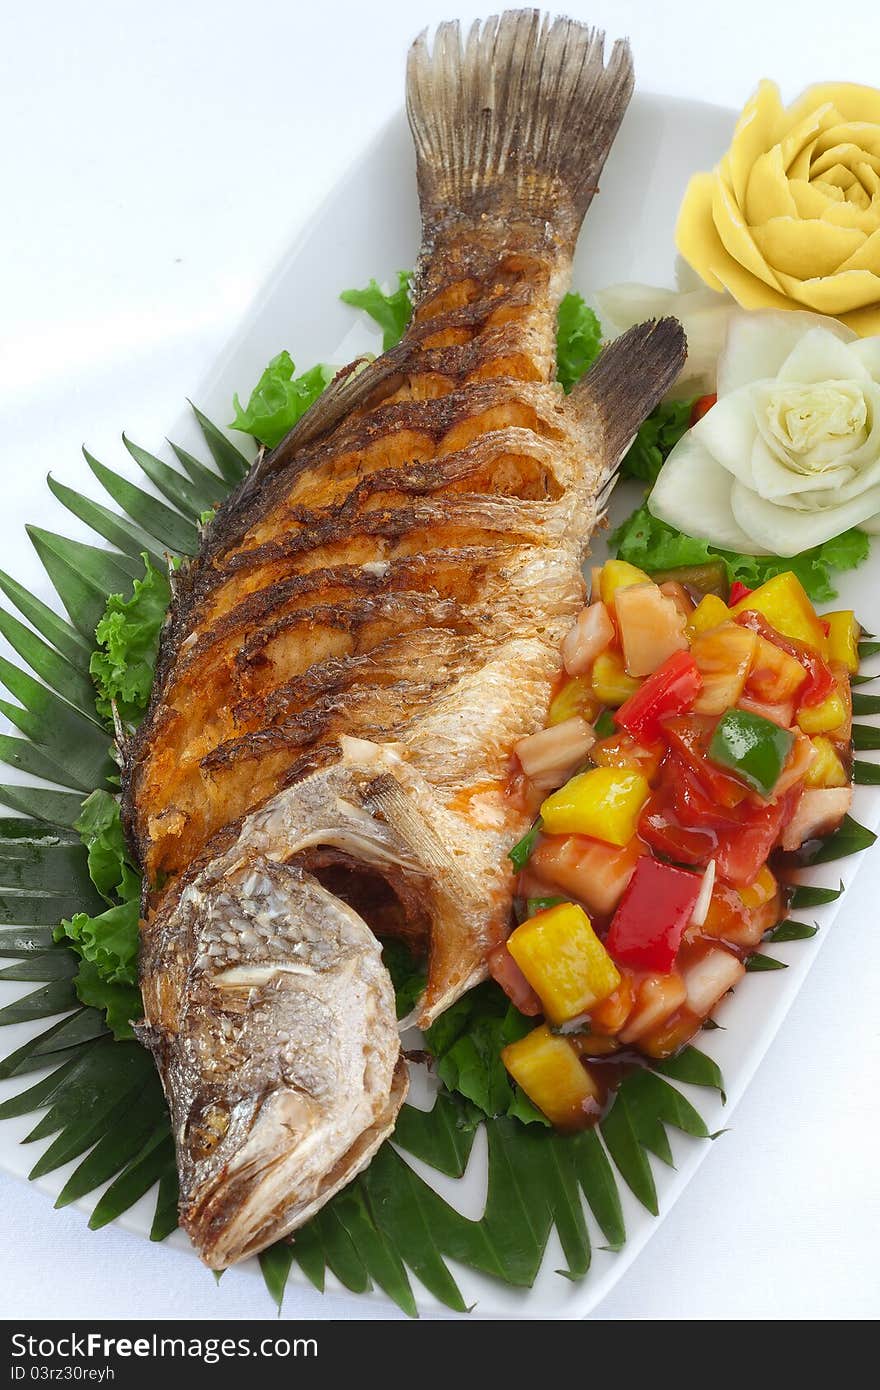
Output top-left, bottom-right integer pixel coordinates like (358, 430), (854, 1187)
(690, 860), (716, 928)
(779, 787), (852, 852)
(588, 976), (635, 1035)
(773, 731), (817, 797)
(658, 580), (695, 623)
(487, 943), (542, 1016)
(528, 834), (645, 917)
(737, 693), (794, 728)
(561, 602), (614, 676)
(682, 947), (744, 1016)
(515, 716), (595, 791)
(614, 582), (688, 678)
(618, 972), (687, 1043)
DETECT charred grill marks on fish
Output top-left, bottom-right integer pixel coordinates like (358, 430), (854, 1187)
(126, 10), (686, 1267)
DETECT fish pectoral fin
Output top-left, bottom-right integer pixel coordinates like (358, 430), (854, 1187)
(570, 317), (688, 467)
(339, 735), (474, 893)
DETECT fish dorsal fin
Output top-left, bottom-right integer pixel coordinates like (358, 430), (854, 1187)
(571, 317), (688, 465)
(243, 349), (407, 493)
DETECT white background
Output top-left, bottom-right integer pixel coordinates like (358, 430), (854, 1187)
(1, 0), (879, 1321)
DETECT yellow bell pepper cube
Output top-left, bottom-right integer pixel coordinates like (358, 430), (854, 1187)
(804, 736), (848, 788)
(501, 1025), (600, 1129)
(730, 572), (827, 654)
(599, 558), (651, 612)
(507, 902), (621, 1024)
(739, 864), (777, 909)
(540, 766), (650, 845)
(796, 690), (848, 736)
(687, 593), (732, 636)
(590, 650), (641, 707)
(548, 675), (601, 727)
(824, 610), (860, 675)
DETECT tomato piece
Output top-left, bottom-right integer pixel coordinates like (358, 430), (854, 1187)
(713, 786), (803, 887)
(614, 650), (702, 746)
(487, 943), (542, 1016)
(660, 714), (750, 808)
(638, 791), (718, 867)
(690, 393), (717, 426)
(735, 610), (835, 707)
(668, 756), (748, 831)
(728, 581), (753, 605)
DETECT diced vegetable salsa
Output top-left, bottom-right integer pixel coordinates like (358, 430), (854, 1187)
(498, 564), (856, 1130)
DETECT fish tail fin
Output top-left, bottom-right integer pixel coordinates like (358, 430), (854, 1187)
(573, 317), (688, 463)
(406, 10), (634, 243)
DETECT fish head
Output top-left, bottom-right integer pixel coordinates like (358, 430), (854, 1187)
(140, 855), (405, 1268)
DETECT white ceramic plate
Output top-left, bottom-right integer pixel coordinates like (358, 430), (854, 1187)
(1, 90), (879, 1320)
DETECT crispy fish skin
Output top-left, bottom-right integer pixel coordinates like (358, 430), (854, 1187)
(126, 11), (686, 1266)
(139, 849), (406, 1267)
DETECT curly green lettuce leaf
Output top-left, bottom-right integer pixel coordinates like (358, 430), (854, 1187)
(340, 271), (413, 350)
(612, 504), (869, 603)
(54, 790), (143, 1035)
(56, 899), (140, 989)
(72, 789), (140, 903)
(424, 982), (548, 1126)
(230, 351), (334, 450)
(72, 958), (141, 1041)
(556, 292), (603, 393)
(620, 399), (695, 485)
(89, 554), (170, 725)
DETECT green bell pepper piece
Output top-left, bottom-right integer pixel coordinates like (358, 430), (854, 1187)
(593, 709), (616, 738)
(526, 896), (567, 916)
(508, 818), (543, 870)
(708, 709), (794, 797)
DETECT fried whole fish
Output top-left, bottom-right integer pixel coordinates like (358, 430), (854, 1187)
(126, 9), (686, 1267)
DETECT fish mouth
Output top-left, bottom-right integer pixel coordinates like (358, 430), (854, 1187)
(183, 1057), (409, 1268)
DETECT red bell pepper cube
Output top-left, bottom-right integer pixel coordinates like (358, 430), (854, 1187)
(614, 650), (703, 746)
(728, 581), (753, 606)
(606, 856), (703, 973)
(689, 393), (717, 427)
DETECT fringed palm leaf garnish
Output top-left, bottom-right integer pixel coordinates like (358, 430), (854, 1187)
(0, 341), (878, 1314)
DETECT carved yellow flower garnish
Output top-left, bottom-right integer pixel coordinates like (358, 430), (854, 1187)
(677, 81), (880, 335)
